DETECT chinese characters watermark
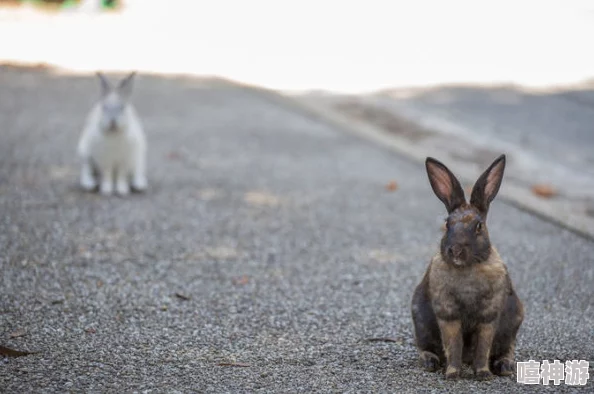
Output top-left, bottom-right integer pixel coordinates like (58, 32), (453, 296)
(517, 360), (590, 385)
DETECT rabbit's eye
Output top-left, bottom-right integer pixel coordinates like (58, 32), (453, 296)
(475, 222), (483, 233)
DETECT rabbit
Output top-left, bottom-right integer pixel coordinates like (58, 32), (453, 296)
(411, 154), (524, 380)
(77, 72), (147, 196)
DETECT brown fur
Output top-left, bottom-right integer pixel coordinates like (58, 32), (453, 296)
(412, 155), (524, 380)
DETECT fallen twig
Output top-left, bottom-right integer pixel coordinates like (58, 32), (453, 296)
(365, 337), (399, 343)
(175, 293), (191, 301)
(217, 362), (250, 367)
(0, 345), (38, 357)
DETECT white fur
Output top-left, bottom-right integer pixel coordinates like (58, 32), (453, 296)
(77, 74), (147, 196)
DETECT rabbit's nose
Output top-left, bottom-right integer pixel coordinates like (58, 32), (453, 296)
(449, 245), (465, 258)
(107, 120), (118, 132)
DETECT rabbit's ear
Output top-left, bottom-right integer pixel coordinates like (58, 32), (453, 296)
(426, 157), (466, 213)
(470, 154), (506, 214)
(118, 71), (136, 100)
(96, 72), (111, 96)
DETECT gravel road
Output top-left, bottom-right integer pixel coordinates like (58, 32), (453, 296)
(1, 66), (592, 393)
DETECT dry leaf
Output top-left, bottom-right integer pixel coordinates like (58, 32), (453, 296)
(167, 151), (182, 160)
(175, 293), (191, 301)
(385, 181), (398, 192)
(531, 184), (557, 198)
(232, 275), (249, 285)
(217, 362), (250, 367)
(9, 329), (26, 339)
(205, 246), (239, 260)
(244, 191), (281, 207)
(0, 345), (37, 358)
(196, 188), (223, 201)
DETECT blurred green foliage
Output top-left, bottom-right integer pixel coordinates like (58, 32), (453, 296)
(0, 0), (118, 9)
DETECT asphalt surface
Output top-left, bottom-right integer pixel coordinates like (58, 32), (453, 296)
(1, 66), (593, 393)
(373, 84), (594, 190)
(297, 85), (594, 239)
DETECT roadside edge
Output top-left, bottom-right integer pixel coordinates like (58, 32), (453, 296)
(230, 80), (594, 242)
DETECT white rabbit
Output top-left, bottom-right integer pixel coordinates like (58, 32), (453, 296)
(77, 72), (147, 196)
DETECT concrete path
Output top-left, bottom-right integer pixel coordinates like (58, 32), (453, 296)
(295, 84), (594, 239)
(1, 66), (592, 392)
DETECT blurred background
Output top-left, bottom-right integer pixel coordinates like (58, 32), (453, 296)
(1, 0), (594, 91)
(1, 0), (594, 234)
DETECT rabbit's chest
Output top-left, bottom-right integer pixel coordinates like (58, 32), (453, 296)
(92, 134), (134, 163)
(430, 263), (507, 322)
(448, 277), (496, 311)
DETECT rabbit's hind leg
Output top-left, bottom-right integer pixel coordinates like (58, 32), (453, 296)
(490, 290), (524, 376)
(80, 157), (98, 192)
(412, 275), (444, 372)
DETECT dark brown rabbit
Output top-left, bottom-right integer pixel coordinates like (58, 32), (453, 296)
(411, 154), (523, 380)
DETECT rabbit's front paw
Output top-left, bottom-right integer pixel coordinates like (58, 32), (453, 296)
(115, 180), (130, 196)
(80, 174), (97, 191)
(445, 366), (461, 380)
(100, 181), (114, 196)
(475, 369), (494, 380)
